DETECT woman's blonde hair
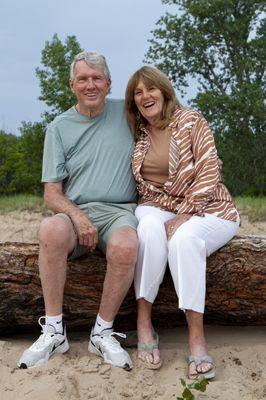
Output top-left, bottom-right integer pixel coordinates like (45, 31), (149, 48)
(125, 66), (182, 137)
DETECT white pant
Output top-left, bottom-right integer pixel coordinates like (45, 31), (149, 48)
(135, 205), (240, 313)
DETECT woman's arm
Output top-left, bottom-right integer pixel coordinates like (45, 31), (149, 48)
(165, 115), (220, 239)
(177, 115), (220, 216)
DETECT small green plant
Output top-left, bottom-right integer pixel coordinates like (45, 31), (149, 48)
(176, 376), (209, 400)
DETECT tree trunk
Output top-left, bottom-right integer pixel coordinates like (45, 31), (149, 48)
(0, 235), (265, 334)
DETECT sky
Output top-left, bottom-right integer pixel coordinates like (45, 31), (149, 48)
(1, 0), (193, 135)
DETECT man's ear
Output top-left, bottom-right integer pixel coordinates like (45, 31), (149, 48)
(107, 79), (112, 94)
(69, 79), (75, 93)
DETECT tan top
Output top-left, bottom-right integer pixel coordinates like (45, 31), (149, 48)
(140, 127), (171, 188)
(132, 107), (238, 222)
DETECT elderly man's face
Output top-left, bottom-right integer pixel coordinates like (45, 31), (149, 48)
(70, 60), (111, 116)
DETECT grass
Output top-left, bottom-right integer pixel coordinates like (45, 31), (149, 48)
(0, 194), (265, 223)
(0, 194), (45, 214)
(234, 196), (266, 222)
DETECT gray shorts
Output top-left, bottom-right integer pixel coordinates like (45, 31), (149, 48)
(57, 202), (137, 259)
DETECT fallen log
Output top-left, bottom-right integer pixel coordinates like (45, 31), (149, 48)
(0, 235), (265, 334)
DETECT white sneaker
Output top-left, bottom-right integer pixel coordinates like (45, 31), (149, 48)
(18, 316), (69, 369)
(88, 329), (132, 370)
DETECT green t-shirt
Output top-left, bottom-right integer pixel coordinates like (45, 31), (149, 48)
(42, 99), (137, 205)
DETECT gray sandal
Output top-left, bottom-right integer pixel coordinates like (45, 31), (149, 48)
(137, 332), (162, 370)
(188, 355), (216, 380)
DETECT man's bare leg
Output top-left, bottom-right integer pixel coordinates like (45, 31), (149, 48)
(38, 216), (76, 315)
(18, 215), (76, 368)
(88, 227), (138, 369)
(99, 226), (138, 321)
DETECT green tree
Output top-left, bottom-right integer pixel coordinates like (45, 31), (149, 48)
(0, 131), (18, 195)
(145, 0), (265, 195)
(0, 35), (83, 196)
(8, 122), (46, 195)
(36, 33), (83, 122)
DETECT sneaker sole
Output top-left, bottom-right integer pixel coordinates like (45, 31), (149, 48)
(18, 338), (70, 369)
(88, 340), (132, 371)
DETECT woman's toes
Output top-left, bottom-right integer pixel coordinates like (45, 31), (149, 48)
(139, 351), (153, 364)
(152, 349), (161, 365)
(189, 362), (198, 376)
(196, 362), (212, 374)
(201, 362), (211, 373)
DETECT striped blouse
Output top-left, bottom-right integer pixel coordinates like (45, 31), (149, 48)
(132, 107), (238, 222)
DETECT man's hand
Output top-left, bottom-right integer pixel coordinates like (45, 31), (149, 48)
(70, 211), (98, 250)
(164, 214), (192, 240)
(44, 182), (98, 249)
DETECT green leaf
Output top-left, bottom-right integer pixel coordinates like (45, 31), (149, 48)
(182, 387), (195, 400)
(180, 378), (186, 387)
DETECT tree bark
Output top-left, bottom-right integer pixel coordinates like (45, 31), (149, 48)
(0, 235), (265, 334)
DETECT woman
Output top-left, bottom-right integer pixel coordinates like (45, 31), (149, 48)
(125, 66), (240, 378)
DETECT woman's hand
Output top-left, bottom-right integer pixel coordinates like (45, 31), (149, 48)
(164, 214), (192, 240)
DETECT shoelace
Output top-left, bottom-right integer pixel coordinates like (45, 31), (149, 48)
(99, 332), (127, 351)
(32, 317), (57, 350)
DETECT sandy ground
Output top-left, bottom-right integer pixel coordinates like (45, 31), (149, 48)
(0, 210), (265, 243)
(1, 326), (266, 400)
(0, 211), (265, 400)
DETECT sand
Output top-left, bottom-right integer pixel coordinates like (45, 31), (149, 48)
(0, 210), (265, 244)
(0, 211), (265, 400)
(0, 327), (265, 400)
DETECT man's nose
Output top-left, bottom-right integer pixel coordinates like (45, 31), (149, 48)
(87, 78), (95, 88)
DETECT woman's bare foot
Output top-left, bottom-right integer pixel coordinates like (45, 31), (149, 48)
(137, 323), (161, 367)
(188, 334), (213, 377)
(186, 310), (213, 378)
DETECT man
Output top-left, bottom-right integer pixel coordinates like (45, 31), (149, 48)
(18, 51), (138, 370)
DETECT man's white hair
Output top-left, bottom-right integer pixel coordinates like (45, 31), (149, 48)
(70, 51), (111, 81)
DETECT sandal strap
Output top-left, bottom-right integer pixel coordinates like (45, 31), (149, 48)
(137, 332), (159, 353)
(188, 354), (214, 367)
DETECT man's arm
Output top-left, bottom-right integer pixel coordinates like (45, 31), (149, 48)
(44, 182), (98, 250)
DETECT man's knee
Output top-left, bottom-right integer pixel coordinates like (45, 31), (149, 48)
(106, 228), (138, 268)
(38, 216), (75, 250)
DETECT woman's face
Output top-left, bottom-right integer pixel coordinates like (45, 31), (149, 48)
(134, 79), (164, 125)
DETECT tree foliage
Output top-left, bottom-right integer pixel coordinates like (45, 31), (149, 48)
(0, 123), (46, 195)
(10, 122), (46, 194)
(1, 34), (82, 195)
(0, 131), (19, 195)
(36, 33), (83, 122)
(145, 0), (265, 195)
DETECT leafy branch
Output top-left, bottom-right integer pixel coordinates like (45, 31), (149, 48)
(176, 376), (209, 400)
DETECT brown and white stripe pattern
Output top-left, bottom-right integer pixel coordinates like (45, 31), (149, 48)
(132, 107), (238, 222)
